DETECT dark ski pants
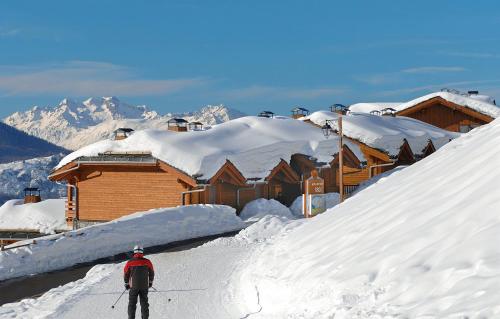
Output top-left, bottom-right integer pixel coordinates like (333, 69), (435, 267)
(128, 288), (149, 319)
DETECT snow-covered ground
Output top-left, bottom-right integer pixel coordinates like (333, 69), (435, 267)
(0, 216), (303, 319)
(4, 97), (246, 150)
(0, 199), (67, 234)
(237, 117), (500, 318)
(2, 117), (499, 318)
(0, 205), (244, 281)
(0, 155), (65, 206)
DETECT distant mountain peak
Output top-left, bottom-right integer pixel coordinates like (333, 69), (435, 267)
(3, 98), (246, 150)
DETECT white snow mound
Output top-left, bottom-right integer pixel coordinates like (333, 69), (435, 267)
(0, 199), (68, 233)
(239, 117), (500, 318)
(239, 198), (294, 222)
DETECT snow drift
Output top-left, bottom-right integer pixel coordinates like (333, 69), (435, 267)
(239, 118), (500, 318)
(0, 205), (245, 281)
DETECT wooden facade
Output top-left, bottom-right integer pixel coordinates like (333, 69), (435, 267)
(50, 156), (309, 227)
(396, 97), (493, 132)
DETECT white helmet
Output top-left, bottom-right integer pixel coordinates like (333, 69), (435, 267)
(133, 245), (144, 254)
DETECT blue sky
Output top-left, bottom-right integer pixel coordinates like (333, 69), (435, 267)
(0, 0), (499, 117)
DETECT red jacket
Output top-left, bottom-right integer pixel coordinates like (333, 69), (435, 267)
(124, 253), (155, 290)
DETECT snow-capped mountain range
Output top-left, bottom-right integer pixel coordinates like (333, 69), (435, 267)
(4, 97), (246, 150)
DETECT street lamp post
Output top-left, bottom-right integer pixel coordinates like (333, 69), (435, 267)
(322, 114), (344, 203)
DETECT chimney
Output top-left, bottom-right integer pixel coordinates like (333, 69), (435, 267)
(167, 118), (188, 132)
(113, 128), (134, 140)
(291, 107), (310, 119)
(258, 111), (275, 118)
(24, 187), (41, 204)
(330, 104), (348, 115)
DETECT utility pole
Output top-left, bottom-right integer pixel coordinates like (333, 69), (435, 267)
(338, 113), (344, 202)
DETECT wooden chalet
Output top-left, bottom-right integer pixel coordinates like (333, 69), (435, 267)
(49, 153), (311, 228)
(396, 93), (496, 133)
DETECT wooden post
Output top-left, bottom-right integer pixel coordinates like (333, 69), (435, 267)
(339, 114), (344, 202)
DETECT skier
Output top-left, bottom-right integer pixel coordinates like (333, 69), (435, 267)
(124, 245), (155, 319)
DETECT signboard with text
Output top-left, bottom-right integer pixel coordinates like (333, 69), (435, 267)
(303, 170), (325, 218)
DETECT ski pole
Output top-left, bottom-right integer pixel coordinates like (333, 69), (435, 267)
(111, 289), (127, 309)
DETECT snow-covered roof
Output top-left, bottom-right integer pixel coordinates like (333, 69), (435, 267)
(348, 102), (402, 113)
(0, 199), (68, 233)
(395, 91), (500, 118)
(300, 111), (459, 156)
(56, 116), (365, 181)
(350, 91), (500, 119)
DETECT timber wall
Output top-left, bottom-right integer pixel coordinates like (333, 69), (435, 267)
(402, 103), (488, 132)
(76, 165), (190, 221)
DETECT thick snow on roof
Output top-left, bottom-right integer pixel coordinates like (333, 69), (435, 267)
(0, 199), (68, 233)
(396, 91), (500, 118)
(239, 117), (500, 317)
(301, 111), (459, 156)
(56, 116), (364, 181)
(348, 102), (401, 113)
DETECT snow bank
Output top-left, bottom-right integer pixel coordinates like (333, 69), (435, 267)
(0, 205), (244, 281)
(239, 118), (500, 318)
(302, 111), (459, 156)
(0, 199), (67, 233)
(0, 214), (303, 319)
(55, 116), (365, 181)
(289, 192), (340, 217)
(239, 198), (293, 222)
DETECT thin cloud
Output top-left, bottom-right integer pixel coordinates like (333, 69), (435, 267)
(402, 66), (466, 74)
(0, 27), (21, 38)
(223, 85), (347, 100)
(0, 61), (207, 96)
(376, 80), (500, 97)
(438, 51), (500, 59)
(356, 66), (466, 86)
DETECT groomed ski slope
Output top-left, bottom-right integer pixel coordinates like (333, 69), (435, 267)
(239, 118), (500, 318)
